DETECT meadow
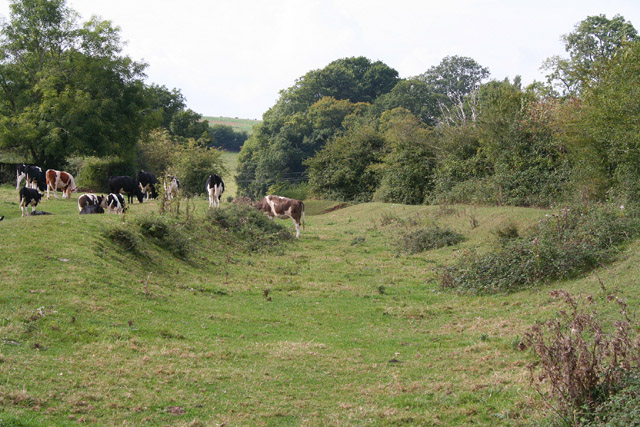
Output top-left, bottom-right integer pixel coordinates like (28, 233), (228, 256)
(203, 116), (261, 135)
(1, 182), (639, 425)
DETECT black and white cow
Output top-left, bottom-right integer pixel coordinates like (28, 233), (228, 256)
(16, 164), (46, 191)
(136, 171), (158, 200)
(78, 193), (107, 212)
(19, 187), (43, 217)
(26, 166), (47, 191)
(106, 193), (125, 214)
(206, 174), (225, 209)
(108, 176), (144, 204)
(79, 204), (105, 214)
(16, 164), (27, 190)
(254, 195), (306, 238)
(164, 175), (180, 200)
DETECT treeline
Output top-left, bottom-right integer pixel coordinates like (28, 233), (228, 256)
(0, 0), (246, 184)
(237, 14), (640, 208)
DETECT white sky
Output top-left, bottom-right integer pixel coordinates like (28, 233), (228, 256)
(1, 0), (640, 119)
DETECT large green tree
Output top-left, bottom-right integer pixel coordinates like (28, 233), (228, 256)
(0, 0), (149, 167)
(543, 14), (638, 95)
(418, 55), (490, 125)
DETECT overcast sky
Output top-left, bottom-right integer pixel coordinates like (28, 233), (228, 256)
(1, 0), (640, 119)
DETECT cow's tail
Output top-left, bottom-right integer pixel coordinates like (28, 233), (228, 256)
(301, 201), (306, 231)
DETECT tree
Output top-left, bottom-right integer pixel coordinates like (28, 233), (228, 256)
(170, 109), (211, 144)
(208, 124), (248, 152)
(0, 0), (149, 168)
(543, 14), (638, 95)
(144, 84), (186, 130)
(374, 108), (437, 204)
(371, 78), (440, 126)
(418, 55), (490, 125)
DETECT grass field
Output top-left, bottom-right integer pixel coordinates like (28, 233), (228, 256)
(1, 185), (639, 425)
(204, 116), (261, 135)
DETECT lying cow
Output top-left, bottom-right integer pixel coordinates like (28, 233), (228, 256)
(254, 195), (306, 238)
(78, 193), (107, 212)
(106, 193), (125, 214)
(206, 174), (225, 209)
(136, 170), (158, 200)
(19, 187), (43, 217)
(165, 176), (180, 200)
(80, 204), (105, 214)
(108, 176), (144, 204)
(46, 169), (77, 199)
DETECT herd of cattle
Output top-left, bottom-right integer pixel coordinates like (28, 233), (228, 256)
(13, 164), (306, 237)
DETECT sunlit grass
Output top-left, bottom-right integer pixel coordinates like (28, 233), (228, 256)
(1, 184), (639, 425)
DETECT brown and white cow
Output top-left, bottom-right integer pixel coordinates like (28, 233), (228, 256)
(45, 169), (77, 200)
(254, 195), (305, 238)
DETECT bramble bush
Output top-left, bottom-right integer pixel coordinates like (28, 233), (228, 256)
(441, 204), (638, 293)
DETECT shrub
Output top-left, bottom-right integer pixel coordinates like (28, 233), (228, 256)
(586, 371), (640, 426)
(207, 204), (293, 250)
(134, 214), (192, 258)
(172, 141), (226, 196)
(68, 156), (136, 191)
(521, 290), (640, 425)
(396, 227), (465, 254)
(441, 204), (638, 293)
(103, 224), (140, 253)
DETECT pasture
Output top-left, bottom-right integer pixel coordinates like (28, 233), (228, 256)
(1, 184), (639, 426)
(204, 116), (261, 135)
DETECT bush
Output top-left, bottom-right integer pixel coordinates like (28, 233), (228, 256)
(441, 204), (638, 293)
(396, 227), (465, 254)
(135, 214), (192, 258)
(172, 141), (226, 196)
(587, 371), (640, 426)
(103, 224), (140, 253)
(267, 182), (310, 201)
(207, 204), (292, 250)
(68, 156), (136, 191)
(521, 291), (640, 426)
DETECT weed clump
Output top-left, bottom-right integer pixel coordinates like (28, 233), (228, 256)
(441, 204), (638, 293)
(521, 290), (640, 426)
(396, 227), (465, 254)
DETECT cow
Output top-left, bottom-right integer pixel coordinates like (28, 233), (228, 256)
(206, 174), (225, 209)
(108, 176), (144, 204)
(26, 166), (47, 191)
(16, 164), (46, 191)
(254, 195), (306, 238)
(164, 175), (180, 200)
(106, 193), (125, 214)
(45, 169), (77, 200)
(80, 204), (105, 214)
(16, 163), (27, 190)
(136, 171), (158, 200)
(77, 193), (107, 212)
(19, 187), (43, 217)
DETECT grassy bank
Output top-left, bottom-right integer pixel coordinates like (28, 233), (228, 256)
(1, 187), (639, 425)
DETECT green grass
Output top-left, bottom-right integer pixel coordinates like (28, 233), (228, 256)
(1, 187), (640, 425)
(220, 151), (239, 198)
(204, 116), (261, 135)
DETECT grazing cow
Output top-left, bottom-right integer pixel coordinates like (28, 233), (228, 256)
(80, 204), (105, 214)
(77, 193), (107, 212)
(19, 187), (43, 217)
(164, 176), (180, 200)
(26, 166), (46, 191)
(106, 193), (125, 214)
(136, 171), (158, 200)
(254, 195), (306, 238)
(206, 174), (225, 209)
(45, 169), (77, 200)
(108, 176), (144, 204)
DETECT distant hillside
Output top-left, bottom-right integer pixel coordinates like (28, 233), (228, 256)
(203, 116), (261, 135)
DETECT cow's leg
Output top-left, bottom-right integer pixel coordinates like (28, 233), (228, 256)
(293, 220), (301, 238)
